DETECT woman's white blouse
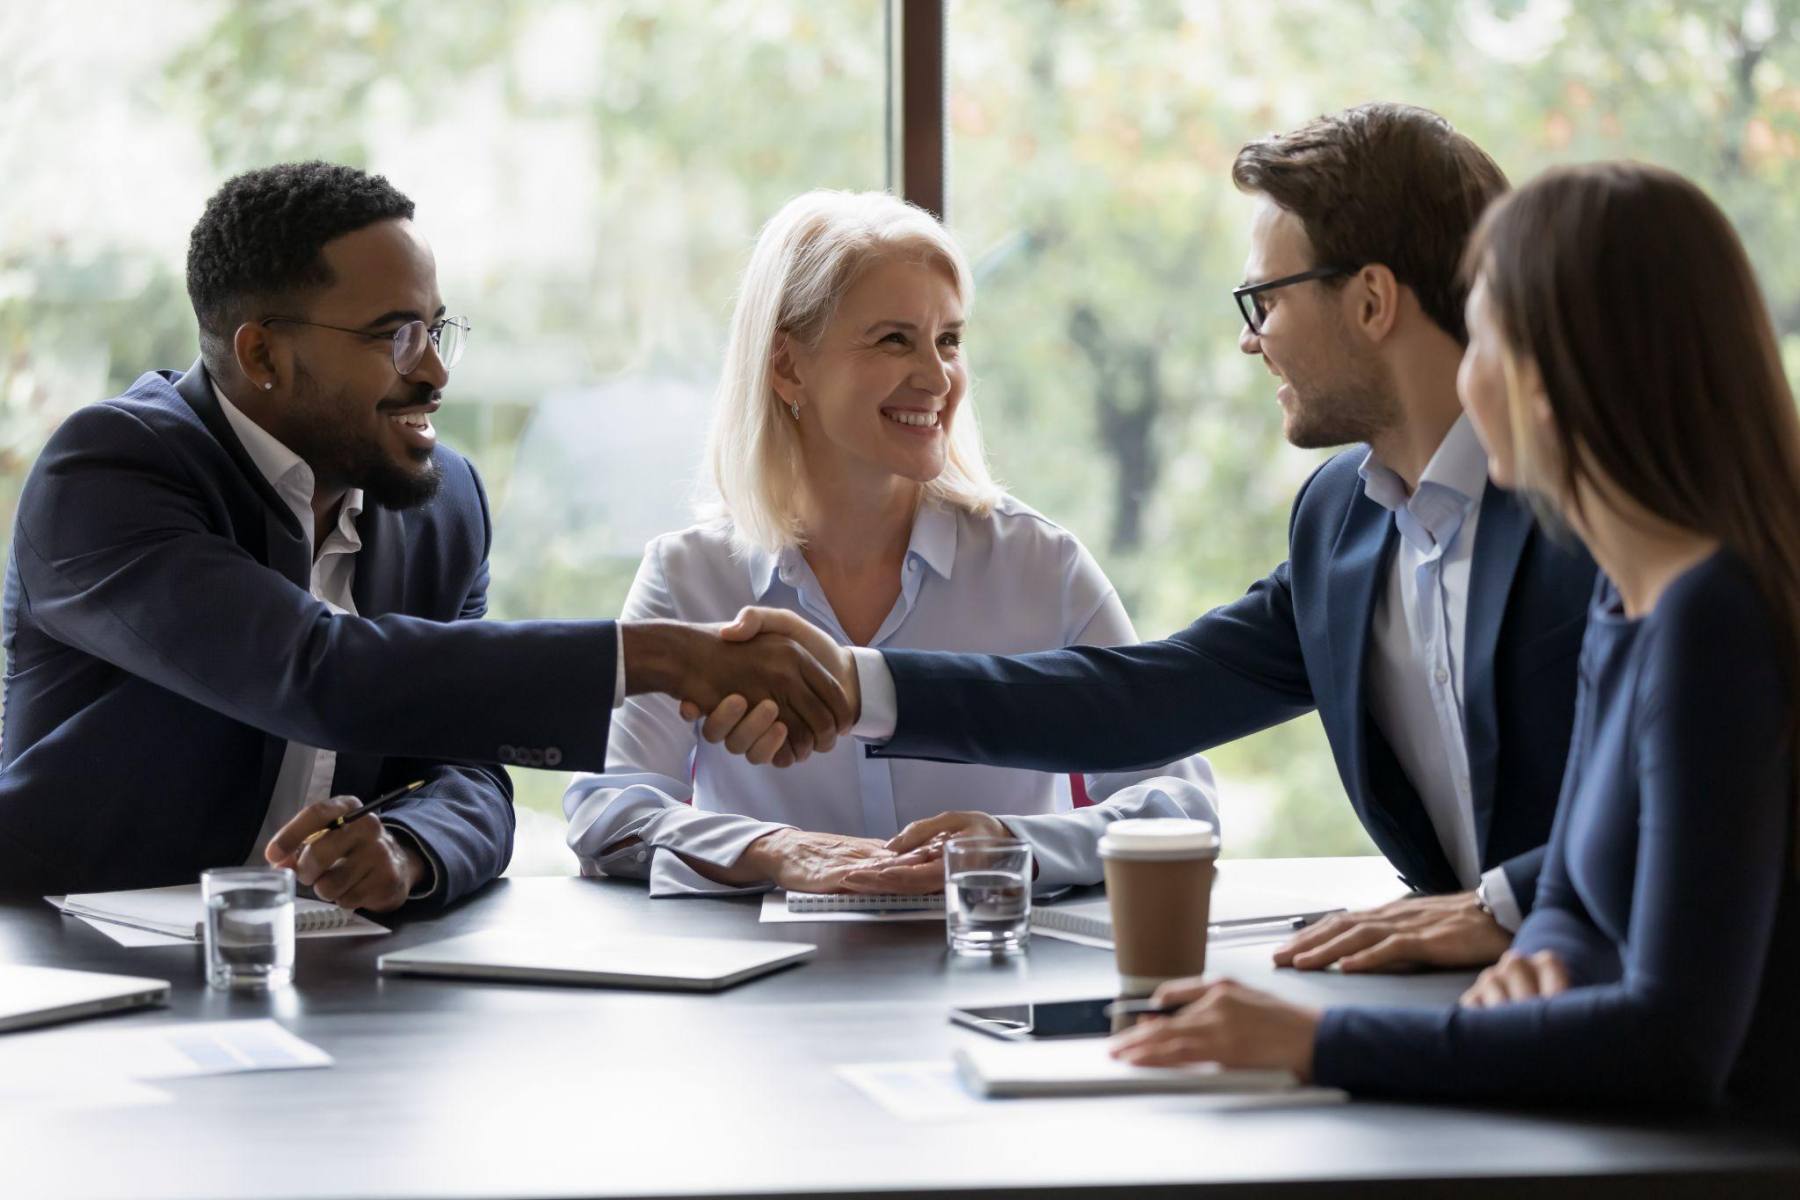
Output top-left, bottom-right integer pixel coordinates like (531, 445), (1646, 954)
(562, 496), (1219, 895)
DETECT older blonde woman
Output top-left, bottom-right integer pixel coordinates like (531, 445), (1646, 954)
(563, 190), (1217, 896)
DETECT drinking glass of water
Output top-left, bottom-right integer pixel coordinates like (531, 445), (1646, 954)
(201, 867), (297, 990)
(944, 837), (1032, 955)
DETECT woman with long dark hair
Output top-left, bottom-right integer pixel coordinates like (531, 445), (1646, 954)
(1109, 160), (1800, 1107)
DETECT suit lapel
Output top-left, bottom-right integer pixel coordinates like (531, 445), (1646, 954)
(173, 361), (311, 812)
(332, 503), (409, 800)
(1462, 484), (1535, 858)
(351, 503), (407, 617)
(1329, 490), (1397, 808)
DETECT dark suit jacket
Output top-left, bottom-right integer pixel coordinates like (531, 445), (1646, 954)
(0, 361), (616, 902)
(873, 448), (1597, 908)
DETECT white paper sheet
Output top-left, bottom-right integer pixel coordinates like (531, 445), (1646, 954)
(758, 891), (943, 923)
(836, 1060), (990, 1120)
(837, 1058), (1347, 1121)
(0, 1019), (333, 1083)
(47, 896), (390, 947)
(1030, 926), (1114, 950)
(71, 914), (195, 947)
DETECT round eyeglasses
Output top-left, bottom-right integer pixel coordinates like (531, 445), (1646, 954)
(260, 315), (470, 374)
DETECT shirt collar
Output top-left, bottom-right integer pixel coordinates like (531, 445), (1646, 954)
(213, 382), (365, 547)
(906, 498), (958, 581)
(1357, 414), (1488, 515)
(744, 495), (960, 599)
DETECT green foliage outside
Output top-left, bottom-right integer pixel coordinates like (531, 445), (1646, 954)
(1, 1), (1795, 871)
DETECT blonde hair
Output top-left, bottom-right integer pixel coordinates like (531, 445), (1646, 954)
(704, 189), (1003, 553)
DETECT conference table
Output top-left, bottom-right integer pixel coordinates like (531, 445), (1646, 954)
(3, 857), (1797, 1199)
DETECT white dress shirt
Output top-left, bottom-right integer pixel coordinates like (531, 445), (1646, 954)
(851, 417), (1523, 928)
(563, 496), (1220, 896)
(214, 385), (441, 894)
(1355, 416), (1520, 927)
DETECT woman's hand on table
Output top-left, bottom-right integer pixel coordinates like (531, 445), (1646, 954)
(1459, 949), (1570, 1008)
(837, 811), (1012, 894)
(730, 828), (907, 893)
(1107, 977), (1321, 1080)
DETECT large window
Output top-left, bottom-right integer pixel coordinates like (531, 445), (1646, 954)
(2, 2), (1795, 871)
(946, 0), (1800, 857)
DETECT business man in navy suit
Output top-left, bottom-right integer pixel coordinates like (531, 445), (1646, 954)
(0, 163), (849, 909)
(709, 104), (1597, 974)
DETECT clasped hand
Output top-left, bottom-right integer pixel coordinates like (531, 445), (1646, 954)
(671, 607), (862, 767)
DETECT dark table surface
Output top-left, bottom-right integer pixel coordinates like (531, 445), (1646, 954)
(3, 859), (1797, 1200)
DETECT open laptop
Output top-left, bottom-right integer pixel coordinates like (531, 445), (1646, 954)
(378, 931), (816, 992)
(0, 964), (170, 1034)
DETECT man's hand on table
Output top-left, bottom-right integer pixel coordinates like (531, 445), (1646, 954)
(676, 607), (862, 767)
(625, 615), (853, 767)
(1272, 890), (1512, 972)
(264, 794), (425, 912)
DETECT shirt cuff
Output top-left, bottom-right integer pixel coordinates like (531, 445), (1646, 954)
(1478, 866), (1524, 933)
(383, 821), (441, 900)
(613, 624), (626, 709)
(848, 647), (897, 741)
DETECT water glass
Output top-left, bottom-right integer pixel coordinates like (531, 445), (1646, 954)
(944, 837), (1032, 955)
(201, 867), (296, 990)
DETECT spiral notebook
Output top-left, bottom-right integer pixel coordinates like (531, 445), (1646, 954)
(54, 884), (388, 941)
(785, 891), (945, 912)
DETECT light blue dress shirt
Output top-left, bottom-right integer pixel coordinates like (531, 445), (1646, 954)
(563, 495), (1219, 895)
(1358, 415), (1520, 926)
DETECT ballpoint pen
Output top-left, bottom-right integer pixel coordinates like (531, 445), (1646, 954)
(298, 780), (425, 850)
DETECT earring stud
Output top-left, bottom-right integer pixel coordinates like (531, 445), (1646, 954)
(263, 382), (274, 391)
(789, 401), (800, 421)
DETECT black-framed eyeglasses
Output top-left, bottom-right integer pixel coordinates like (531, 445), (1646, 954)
(1233, 266), (1352, 335)
(260, 315), (470, 374)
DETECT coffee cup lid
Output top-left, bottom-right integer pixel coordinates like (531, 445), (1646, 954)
(1097, 818), (1219, 858)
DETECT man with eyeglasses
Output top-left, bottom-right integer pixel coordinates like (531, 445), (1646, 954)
(0, 161), (851, 910)
(712, 103), (1599, 977)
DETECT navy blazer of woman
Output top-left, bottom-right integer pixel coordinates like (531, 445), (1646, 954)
(1315, 552), (1798, 1107)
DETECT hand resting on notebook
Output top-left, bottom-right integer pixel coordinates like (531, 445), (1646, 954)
(666, 828), (941, 894)
(264, 794), (425, 913)
(837, 811), (1013, 894)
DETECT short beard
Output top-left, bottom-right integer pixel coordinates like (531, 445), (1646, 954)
(283, 366), (443, 511)
(1283, 331), (1401, 450)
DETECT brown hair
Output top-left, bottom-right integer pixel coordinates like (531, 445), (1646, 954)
(1468, 160), (1800, 868)
(1232, 102), (1508, 344)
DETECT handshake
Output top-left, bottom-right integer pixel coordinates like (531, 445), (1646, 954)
(622, 607), (863, 767)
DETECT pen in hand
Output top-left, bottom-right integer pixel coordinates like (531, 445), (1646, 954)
(297, 780), (426, 850)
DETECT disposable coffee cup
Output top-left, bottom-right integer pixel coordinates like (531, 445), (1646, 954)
(1097, 818), (1219, 997)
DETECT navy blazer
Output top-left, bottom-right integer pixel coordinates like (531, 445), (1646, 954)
(1314, 554), (1798, 1108)
(0, 361), (616, 902)
(874, 448), (1597, 907)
